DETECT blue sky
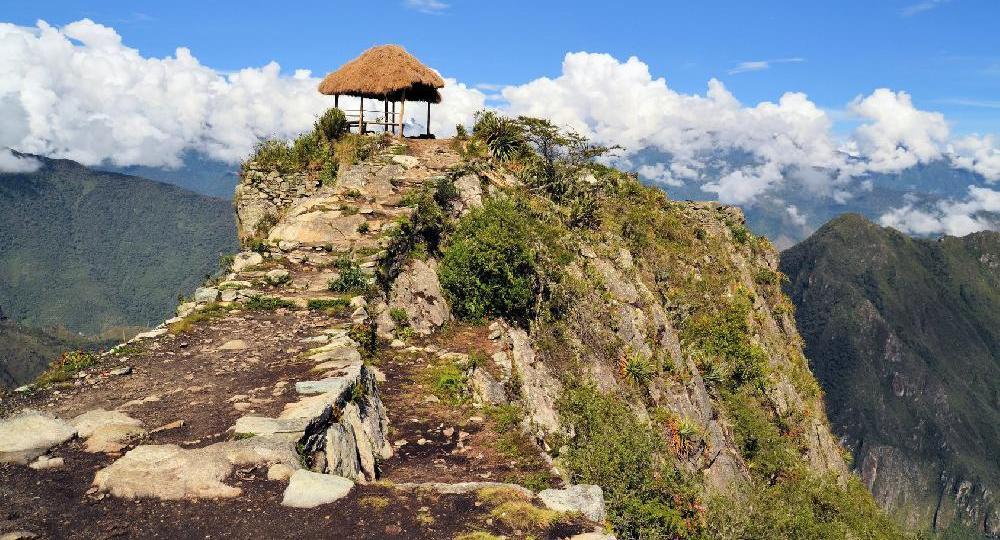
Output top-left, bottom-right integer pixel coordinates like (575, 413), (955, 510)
(5, 0), (999, 134)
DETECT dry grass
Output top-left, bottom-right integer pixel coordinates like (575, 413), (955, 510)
(318, 45), (444, 102)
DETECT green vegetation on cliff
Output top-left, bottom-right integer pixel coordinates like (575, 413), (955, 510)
(436, 114), (909, 539)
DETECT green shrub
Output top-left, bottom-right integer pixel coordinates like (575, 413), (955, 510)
(377, 188), (450, 290)
(624, 353), (654, 387)
(243, 295), (295, 311)
(472, 111), (526, 162)
(36, 350), (100, 386)
(315, 107), (349, 141)
(682, 294), (769, 392)
(558, 384), (702, 539)
(328, 258), (368, 293)
(439, 196), (538, 323)
(705, 472), (908, 539)
(389, 307), (410, 327)
(428, 362), (467, 403)
(306, 298), (350, 314)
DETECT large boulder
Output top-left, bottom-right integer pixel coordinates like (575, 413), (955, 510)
(0, 410), (76, 464)
(538, 484), (607, 523)
(379, 258), (451, 336)
(231, 251), (264, 273)
(281, 470), (354, 508)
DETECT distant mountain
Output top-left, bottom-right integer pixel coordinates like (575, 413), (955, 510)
(96, 151), (240, 199)
(780, 214), (1000, 537)
(0, 312), (115, 389)
(0, 154), (237, 335)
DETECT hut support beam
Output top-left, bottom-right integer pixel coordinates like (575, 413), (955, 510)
(384, 99), (389, 133)
(359, 96), (365, 134)
(391, 102), (396, 135)
(398, 91), (406, 138)
(426, 102), (431, 137)
(334, 94), (339, 108)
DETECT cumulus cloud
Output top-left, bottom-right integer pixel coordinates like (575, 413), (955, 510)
(879, 185), (1000, 236)
(498, 52), (999, 207)
(1, 19), (997, 233)
(0, 19), (481, 168)
(847, 89), (950, 172)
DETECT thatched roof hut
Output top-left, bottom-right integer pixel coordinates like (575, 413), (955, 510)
(319, 45), (444, 103)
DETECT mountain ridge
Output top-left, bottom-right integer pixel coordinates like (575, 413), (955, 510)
(781, 212), (999, 537)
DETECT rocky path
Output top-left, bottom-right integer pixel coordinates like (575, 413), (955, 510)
(0, 139), (610, 540)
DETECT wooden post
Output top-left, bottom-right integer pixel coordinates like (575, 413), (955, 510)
(359, 96), (364, 134)
(398, 91), (406, 138)
(426, 101), (431, 137)
(334, 94), (339, 108)
(391, 101), (396, 135)
(383, 98), (389, 133)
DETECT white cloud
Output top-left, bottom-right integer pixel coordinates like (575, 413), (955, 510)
(404, 0), (449, 14)
(637, 162), (685, 187)
(0, 19), (481, 168)
(901, 0), (950, 17)
(848, 89), (950, 172)
(786, 205), (808, 227)
(728, 57), (805, 75)
(879, 185), (1000, 236)
(0, 149), (40, 173)
(0, 20), (997, 233)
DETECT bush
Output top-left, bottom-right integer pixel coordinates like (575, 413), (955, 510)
(328, 257), (368, 293)
(558, 383), (702, 539)
(439, 197), (538, 323)
(682, 294), (769, 393)
(36, 350), (100, 386)
(472, 111), (526, 162)
(306, 298), (350, 314)
(705, 472), (908, 539)
(243, 295), (296, 311)
(315, 107), (349, 141)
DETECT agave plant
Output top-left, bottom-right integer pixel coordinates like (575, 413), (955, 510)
(472, 110), (525, 162)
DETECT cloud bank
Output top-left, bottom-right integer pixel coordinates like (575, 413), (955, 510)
(1, 19), (996, 235)
(0, 19), (482, 171)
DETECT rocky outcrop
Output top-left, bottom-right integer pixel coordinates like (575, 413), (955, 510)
(235, 165), (320, 242)
(378, 258), (451, 336)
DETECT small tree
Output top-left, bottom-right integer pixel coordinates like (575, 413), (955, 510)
(315, 108), (349, 142)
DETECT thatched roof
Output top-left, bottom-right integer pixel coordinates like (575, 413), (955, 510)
(318, 45), (444, 103)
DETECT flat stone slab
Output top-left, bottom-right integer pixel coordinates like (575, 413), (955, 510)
(538, 484), (606, 523)
(93, 438), (300, 500)
(0, 410), (77, 464)
(308, 345), (361, 364)
(94, 444), (238, 499)
(218, 339), (248, 351)
(133, 328), (167, 340)
(393, 481), (533, 498)
(233, 416), (309, 438)
(295, 363), (362, 396)
(71, 409), (145, 453)
(281, 470), (354, 508)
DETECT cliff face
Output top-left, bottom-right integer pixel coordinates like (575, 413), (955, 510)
(0, 132), (901, 539)
(781, 214), (1000, 538)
